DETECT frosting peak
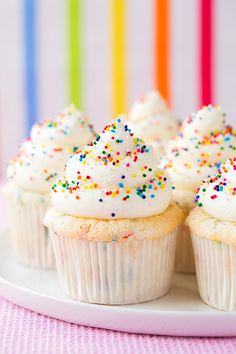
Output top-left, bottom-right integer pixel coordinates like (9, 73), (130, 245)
(7, 105), (96, 194)
(163, 105), (236, 193)
(31, 104), (95, 147)
(196, 158), (236, 222)
(182, 105), (226, 138)
(51, 118), (172, 219)
(129, 91), (167, 121)
(126, 91), (178, 156)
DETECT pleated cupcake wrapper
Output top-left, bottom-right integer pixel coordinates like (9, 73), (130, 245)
(174, 223), (195, 274)
(51, 230), (177, 305)
(7, 198), (55, 269)
(192, 234), (236, 311)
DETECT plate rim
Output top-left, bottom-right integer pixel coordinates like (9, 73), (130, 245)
(1, 229), (236, 337)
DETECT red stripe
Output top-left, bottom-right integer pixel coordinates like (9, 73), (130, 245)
(200, 0), (213, 106)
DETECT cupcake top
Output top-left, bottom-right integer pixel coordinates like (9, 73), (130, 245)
(163, 105), (236, 193)
(195, 158), (236, 222)
(126, 91), (178, 153)
(7, 105), (96, 194)
(51, 118), (172, 219)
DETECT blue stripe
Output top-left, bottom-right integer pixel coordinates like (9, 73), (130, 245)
(24, 0), (38, 135)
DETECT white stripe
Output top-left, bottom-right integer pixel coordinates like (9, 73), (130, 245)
(215, 0), (236, 125)
(37, 0), (67, 119)
(127, 0), (154, 109)
(170, 0), (198, 121)
(0, 1), (25, 175)
(83, 0), (110, 131)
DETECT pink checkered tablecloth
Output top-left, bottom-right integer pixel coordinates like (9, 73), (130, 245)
(0, 189), (236, 353)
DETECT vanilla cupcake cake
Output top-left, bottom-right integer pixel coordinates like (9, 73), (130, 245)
(163, 105), (236, 273)
(45, 118), (183, 305)
(126, 91), (178, 158)
(4, 105), (96, 268)
(188, 158), (236, 311)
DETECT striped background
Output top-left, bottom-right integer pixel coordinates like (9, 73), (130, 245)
(0, 0), (236, 175)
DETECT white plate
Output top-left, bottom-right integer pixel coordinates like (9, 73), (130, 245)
(0, 231), (236, 337)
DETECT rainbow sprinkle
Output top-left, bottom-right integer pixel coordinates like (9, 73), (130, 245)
(196, 157), (236, 207)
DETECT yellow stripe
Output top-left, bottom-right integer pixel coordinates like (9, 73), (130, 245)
(111, 0), (126, 115)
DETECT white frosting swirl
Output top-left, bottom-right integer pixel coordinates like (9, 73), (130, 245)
(51, 119), (172, 219)
(181, 105), (226, 138)
(127, 91), (178, 154)
(196, 158), (236, 222)
(7, 105), (96, 194)
(163, 105), (236, 192)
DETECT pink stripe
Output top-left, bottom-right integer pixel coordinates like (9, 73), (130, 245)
(200, 0), (213, 105)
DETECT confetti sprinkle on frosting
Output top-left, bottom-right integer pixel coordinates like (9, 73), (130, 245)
(162, 105), (236, 192)
(7, 105), (96, 194)
(51, 118), (172, 219)
(196, 158), (236, 222)
(126, 91), (178, 156)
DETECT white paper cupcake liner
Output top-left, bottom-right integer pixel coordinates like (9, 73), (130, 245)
(192, 234), (236, 311)
(7, 198), (55, 269)
(174, 224), (195, 274)
(51, 230), (177, 305)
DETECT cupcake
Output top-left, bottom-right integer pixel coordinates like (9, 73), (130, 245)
(162, 105), (236, 273)
(188, 158), (236, 311)
(4, 105), (96, 269)
(126, 90), (178, 158)
(44, 118), (183, 305)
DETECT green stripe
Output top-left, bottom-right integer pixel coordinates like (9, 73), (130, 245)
(68, 0), (82, 108)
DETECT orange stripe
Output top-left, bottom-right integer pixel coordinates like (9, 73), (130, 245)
(155, 0), (169, 103)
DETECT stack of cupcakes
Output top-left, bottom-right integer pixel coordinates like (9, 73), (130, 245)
(4, 97), (236, 312)
(4, 105), (96, 269)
